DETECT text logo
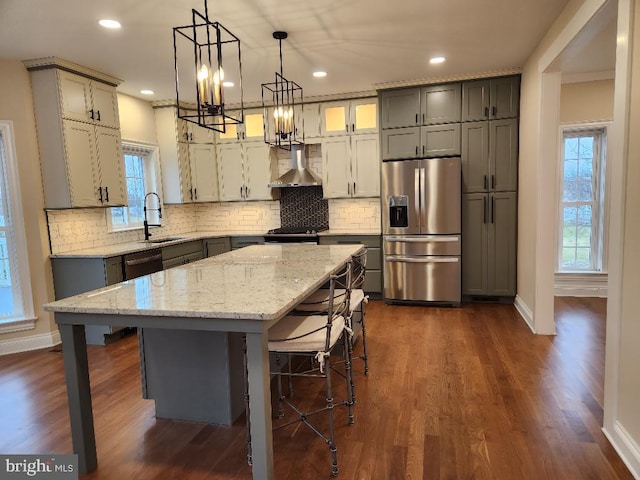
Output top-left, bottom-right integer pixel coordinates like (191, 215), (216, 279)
(0, 455), (78, 480)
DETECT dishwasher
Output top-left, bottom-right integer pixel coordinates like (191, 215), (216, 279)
(123, 248), (163, 279)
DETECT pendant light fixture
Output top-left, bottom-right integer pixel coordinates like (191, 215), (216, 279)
(173, 0), (243, 132)
(262, 31), (304, 150)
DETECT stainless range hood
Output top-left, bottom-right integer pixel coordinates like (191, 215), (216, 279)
(268, 144), (322, 188)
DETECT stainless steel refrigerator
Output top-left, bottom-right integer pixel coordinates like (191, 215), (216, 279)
(381, 157), (461, 304)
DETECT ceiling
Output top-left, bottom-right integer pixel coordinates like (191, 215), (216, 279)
(0, 0), (615, 105)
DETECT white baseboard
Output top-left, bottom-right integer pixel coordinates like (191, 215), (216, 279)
(0, 329), (61, 356)
(514, 295), (536, 333)
(554, 273), (608, 297)
(602, 421), (640, 479)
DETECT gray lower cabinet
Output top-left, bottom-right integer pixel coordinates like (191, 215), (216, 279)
(461, 192), (517, 297)
(205, 237), (231, 257)
(318, 235), (382, 296)
(162, 240), (204, 269)
(230, 236), (265, 250)
(51, 256), (125, 344)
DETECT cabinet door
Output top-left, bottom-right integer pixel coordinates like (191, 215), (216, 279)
(420, 83), (461, 125)
(351, 134), (380, 197)
(321, 102), (348, 136)
(420, 124), (461, 157)
(487, 192), (516, 296)
(321, 136), (351, 198)
(95, 126), (126, 206)
(91, 82), (120, 129)
(490, 76), (520, 119)
(350, 98), (378, 134)
(189, 144), (218, 202)
(243, 143), (272, 200)
(462, 80), (490, 122)
(187, 122), (213, 143)
(243, 111), (265, 141)
(489, 118), (518, 192)
(178, 143), (193, 203)
(62, 120), (100, 206)
(461, 193), (488, 295)
(205, 237), (231, 257)
(298, 102), (321, 140)
(217, 110), (241, 142)
(381, 127), (420, 160)
(379, 88), (420, 129)
(461, 121), (489, 193)
(58, 71), (93, 123)
(217, 143), (244, 201)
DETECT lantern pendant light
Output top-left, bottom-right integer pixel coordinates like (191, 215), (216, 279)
(262, 31), (304, 150)
(173, 0), (244, 132)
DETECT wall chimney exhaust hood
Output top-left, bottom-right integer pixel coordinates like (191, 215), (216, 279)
(269, 144), (322, 188)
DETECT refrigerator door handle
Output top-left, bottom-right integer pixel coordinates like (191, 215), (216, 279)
(420, 167), (426, 232)
(414, 167), (421, 231)
(385, 256), (460, 264)
(386, 236), (459, 243)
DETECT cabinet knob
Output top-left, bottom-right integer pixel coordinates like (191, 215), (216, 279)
(483, 196), (487, 224)
(491, 106), (497, 117)
(353, 182), (356, 196)
(104, 186), (109, 202)
(484, 107), (489, 118)
(194, 188), (198, 200)
(89, 109), (95, 120)
(491, 196), (495, 223)
(98, 186), (103, 203)
(96, 110), (101, 122)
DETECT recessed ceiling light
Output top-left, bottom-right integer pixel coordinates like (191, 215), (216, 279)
(99, 19), (121, 29)
(140, 89), (154, 95)
(313, 71), (327, 78)
(222, 81), (234, 87)
(429, 56), (446, 64)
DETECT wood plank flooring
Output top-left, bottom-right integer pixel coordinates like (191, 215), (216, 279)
(0, 298), (633, 479)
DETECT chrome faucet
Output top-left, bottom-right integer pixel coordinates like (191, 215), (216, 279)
(143, 192), (162, 241)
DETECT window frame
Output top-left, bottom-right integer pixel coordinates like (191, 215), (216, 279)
(107, 141), (162, 232)
(556, 122), (609, 273)
(0, 120), (36, 330)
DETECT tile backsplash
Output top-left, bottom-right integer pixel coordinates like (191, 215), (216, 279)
(329, 198), (381, 231)
(194, 201), (280, 232)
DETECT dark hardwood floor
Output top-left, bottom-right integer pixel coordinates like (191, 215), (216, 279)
(0, 298), (633, 479)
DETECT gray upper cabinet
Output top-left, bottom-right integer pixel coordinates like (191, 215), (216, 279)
(380, 84), (461, 129)
(421, 124), (461, 158)
(380, 88), (420, 129)
(461, 118), (518, 193)
(420, 83), (461, 125)
(462, 76), (520, 122)
(381, 127), (421, 160)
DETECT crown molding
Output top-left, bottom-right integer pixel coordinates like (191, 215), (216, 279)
(373, 68), (522, 91)
(22, 57), (122, 86)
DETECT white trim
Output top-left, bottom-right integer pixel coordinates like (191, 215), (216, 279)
(0, 329), (61, 356)
(554, 272), (608, 297)
(514, 295), (537, 334)
(0, 121), (35, 324)
(0, 317), (36, 334)
(604, 0), (633, 444)
(561, 70), (616, 84)
(602, 421), (640, 479)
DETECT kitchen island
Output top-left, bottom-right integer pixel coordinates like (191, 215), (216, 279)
(44, 243), (364, 480)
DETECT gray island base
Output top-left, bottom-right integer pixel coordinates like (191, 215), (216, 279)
(45, 243), (364, 480)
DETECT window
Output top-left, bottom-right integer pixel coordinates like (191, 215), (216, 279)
(109, 143), (160, 231)
(558, 126), (607, 272)
(0, 121), (35, 327)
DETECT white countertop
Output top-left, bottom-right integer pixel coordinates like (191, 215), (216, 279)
(49, 229), (381, 259)
(44, 244), (364, 321)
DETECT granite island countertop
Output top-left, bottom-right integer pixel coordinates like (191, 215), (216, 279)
(44, 244), (364, 321)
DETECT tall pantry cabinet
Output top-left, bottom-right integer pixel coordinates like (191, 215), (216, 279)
(25, 58), (127, 208)
(460, 76), (520, 298)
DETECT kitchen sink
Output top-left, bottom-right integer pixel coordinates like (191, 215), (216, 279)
(143, 237), (186, 244)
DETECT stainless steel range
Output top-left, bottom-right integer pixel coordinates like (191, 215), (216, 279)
(264, 226), (328, 244)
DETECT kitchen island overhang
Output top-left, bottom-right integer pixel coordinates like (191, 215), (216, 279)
(44, 244), (364, 480)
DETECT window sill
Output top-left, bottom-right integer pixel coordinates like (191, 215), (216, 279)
(0, 317), (37, 334)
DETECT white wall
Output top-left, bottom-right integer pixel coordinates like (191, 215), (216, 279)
(0, 59), (57, 351)
(560, 79), (615, 123)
